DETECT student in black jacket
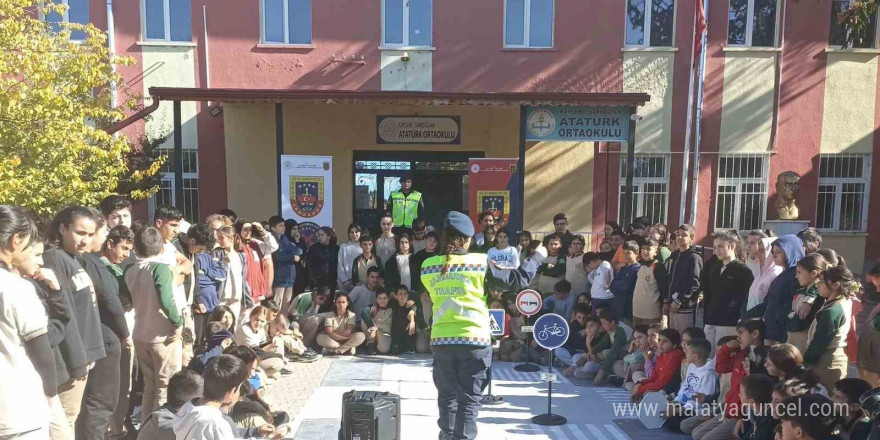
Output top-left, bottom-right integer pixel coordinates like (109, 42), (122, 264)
(74, 210), (130, 440)
(702, 230), (753, 354)
(43, 206), (107, 429)
(664, 225), (703, 335)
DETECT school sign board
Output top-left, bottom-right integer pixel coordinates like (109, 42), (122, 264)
(524, 106), (630, 142)
(280, 155), (333, 246)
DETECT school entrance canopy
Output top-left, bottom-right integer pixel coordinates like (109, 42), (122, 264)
(110, 88), (650, 230)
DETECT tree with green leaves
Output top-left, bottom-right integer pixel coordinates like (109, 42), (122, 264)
(0, 0), (161, 219)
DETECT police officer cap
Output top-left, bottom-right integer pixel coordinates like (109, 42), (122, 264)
(444, 211), (475, 237)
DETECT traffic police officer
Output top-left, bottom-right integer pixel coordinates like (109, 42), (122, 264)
(420, 211), (491, 440)
(386, 174), (424, 229)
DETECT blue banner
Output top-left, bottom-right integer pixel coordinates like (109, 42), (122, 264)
(524, 106), (631, 142)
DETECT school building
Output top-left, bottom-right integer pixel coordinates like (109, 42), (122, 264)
(61, 0), (880, 272)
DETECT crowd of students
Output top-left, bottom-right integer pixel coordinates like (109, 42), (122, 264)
(2, 196), (880, 440)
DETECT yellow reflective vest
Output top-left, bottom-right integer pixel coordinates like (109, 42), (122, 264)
(420, 252), (491, 347)
(389, 190), (421, 228)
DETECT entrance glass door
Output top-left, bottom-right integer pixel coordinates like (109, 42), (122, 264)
(353, 151), (483, 238)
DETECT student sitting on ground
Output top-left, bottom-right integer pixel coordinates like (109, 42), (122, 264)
(138, 370), (204, 440)
(544, 279), (577, 322)
(588, 309), (629, 385)
(317, 293), (366, 355)
(173, 354), (251, 440)
(778, 394), (843, 440)
(555, 304), (590, 367)
(565, 315), (611, 378)
(362, 290), (393, 355)
(233, 306), (288, 379)
(662, 338), (716, 433)
(679, 327), (706, 381)
(620, 325), (651, 389)
(830, 378), (873, 440)
(738, 374), (778, 440)
(497, 297), (526, 362)
(630, 328), (685, 402)
(188, 322), (233, 375)
(639, 323), (665, 386)
(268, 314), (321, 362)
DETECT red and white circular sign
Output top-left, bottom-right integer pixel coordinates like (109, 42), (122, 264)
(515, 289), (543, 316)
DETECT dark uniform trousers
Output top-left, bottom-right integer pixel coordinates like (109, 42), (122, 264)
(432, 345), (492, 440)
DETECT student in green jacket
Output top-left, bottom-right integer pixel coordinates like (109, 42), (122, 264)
(590, 309), (629, 385)
(805, 265), (858, 391)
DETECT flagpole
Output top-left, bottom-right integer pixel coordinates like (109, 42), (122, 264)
(679, 1), (701, 226)
(689, 0), (709, 226)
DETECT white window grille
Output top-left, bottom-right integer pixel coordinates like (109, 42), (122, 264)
(625, 0), (675, 47)
(142, 0), (191, 42)
(45, 0), (90, 41)
(727, 0), (779, 47)
(504, 0), (554, 48)
(150, 148), (200, 223)
(714, 154), (769, 232)
(829, 0), (879, 48)
(619, 154), (669, 225)
(382, 0), (432, 47)
(817, 154), (871, 232)
(261, 0), (312, 45)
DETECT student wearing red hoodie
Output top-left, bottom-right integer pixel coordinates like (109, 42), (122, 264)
(687, 319), (768, 440)
(631, 328), (685, 402)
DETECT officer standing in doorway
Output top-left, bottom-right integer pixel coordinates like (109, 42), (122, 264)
(386, 174), (425, 229)
(420, 211), (491, 440)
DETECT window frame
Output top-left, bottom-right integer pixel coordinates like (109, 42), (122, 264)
(259, 0), (313, 46)
(140, 0), (191, 42)
(816, 153), (871, 232)
(149, 147), (200, 223)
(618, 153), (670, 225)
(828, 0), (880, 49)
(623, 0), (677, 48)
(726, 0), (780, 47)
(503, 0), (555, 49)
(381, 0), (433, 48)
(713, 153), (770, 232)
(43, 0), (89, 41)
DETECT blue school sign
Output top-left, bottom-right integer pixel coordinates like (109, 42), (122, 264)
(533, 313), (569, 350)
(488, 309), (506, 336)
(524, 106), (630, 142)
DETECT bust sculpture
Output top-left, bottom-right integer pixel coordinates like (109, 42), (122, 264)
(776, 171), (800, 220)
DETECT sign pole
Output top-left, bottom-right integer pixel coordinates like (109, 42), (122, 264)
(531, 313), (568, 426)
(483, 309), (506, 405)
(481, 365), (503, 405)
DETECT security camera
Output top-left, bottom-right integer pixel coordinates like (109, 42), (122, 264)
(630, 114), (643, 122)
(401, 52), (410, 62)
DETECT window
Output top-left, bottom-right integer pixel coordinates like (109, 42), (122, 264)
(504, 0), (554, 48)
(150, 148), (200, 223)
(727, 0), (778, 47)
(619, 154), (669, 225)
(625, 0), (675, 47)
(829, 0), (878, 48)
(714, 154), (769, 232)
(261, 0), (311, 45)
(817, 154), (871, 232)
(142, 0), (192, 42)
(383, 0), (432, 47)
(45, 0), (89, 41)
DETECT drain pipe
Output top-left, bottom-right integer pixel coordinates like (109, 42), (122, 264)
(106, 0), (117, 110)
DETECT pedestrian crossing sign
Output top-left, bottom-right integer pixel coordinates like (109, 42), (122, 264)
(489, 309), (506, 336)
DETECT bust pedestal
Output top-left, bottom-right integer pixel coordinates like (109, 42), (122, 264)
(764, 220), (810, 237)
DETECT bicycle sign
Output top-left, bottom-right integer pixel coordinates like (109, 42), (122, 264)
(533, 313), (569, 350)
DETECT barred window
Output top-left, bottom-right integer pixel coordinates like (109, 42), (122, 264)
(619, 154), (669, 225)
(714, 154), (768, 232)
(151, 148), (200, 223)
(817, 154), (870, 232)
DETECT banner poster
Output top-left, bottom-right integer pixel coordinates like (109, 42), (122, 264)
(281, 155), (333, 247)
(468, 158), (522, 236)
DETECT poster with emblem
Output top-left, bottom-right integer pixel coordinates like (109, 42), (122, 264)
(281, 155), (333, 246)
(468, 158), (521, 234)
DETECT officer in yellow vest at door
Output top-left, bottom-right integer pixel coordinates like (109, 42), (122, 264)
(386, 174), (424, 229)
(420, 211), (490, 440)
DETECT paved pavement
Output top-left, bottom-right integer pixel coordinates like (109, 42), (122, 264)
(265, 354), (689, 440)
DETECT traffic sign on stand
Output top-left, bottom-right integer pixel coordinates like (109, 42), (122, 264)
(513, 289), (543, 373)
(531, 313), (569, 427)
(488, 309), (506, 336)
(533, 313), (569, 350)
(515, 289), (543, 316)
